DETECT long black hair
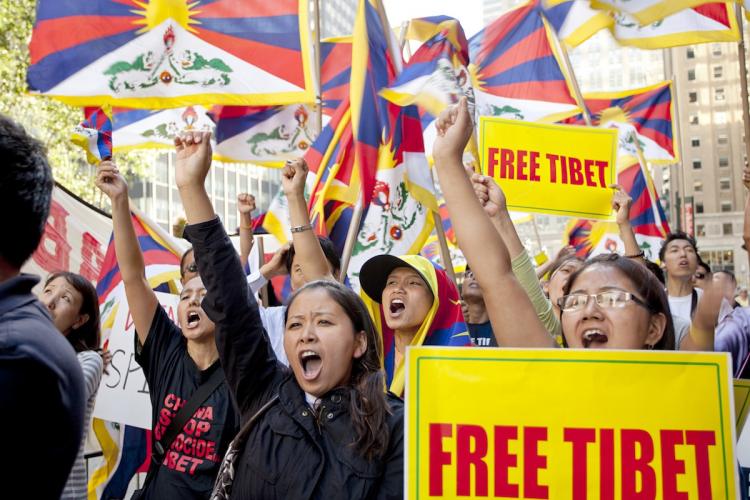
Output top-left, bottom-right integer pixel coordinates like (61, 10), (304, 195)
(285, 280), (391, 459)
(44, 272), (101, 353)
(562, 254), (675, 350)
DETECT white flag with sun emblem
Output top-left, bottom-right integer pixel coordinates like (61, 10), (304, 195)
(27, 0), (314, 108)
(112, 106), (215, 152)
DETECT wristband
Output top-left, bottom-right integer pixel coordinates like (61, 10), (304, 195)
(624, 251), (645, 259)
(291, 223), (313, 233)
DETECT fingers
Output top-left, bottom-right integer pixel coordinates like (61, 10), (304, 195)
(282, 164), (294, 179)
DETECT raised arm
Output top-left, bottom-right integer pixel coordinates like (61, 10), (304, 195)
(238, 193), (256, 271)
(432, 98), (554, 347)
(95, 161), (157, 345)
(681, 280), (722, 352)
(471, 173), (559, 338)
(611, 185), (644, 263)
(283, 158), (335, 282)
(175, 131), (278, 410)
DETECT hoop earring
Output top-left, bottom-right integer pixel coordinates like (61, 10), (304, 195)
(646, 344), (654, 350)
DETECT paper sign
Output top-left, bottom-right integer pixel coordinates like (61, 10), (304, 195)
(479, 117), (618, 219)
(93, 291), (179, 429)
(406, 347), (738, 499)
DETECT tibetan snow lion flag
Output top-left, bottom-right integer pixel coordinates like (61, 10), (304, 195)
(28, 0), (314, 108)
(112, 105), (215, 152)
(591, 0), (718, 26)
(71, 106), (113, 164)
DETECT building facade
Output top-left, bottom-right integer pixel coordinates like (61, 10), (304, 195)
(666, 38), (750, 284)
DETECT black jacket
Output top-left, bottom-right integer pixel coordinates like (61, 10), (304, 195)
(184, 218), (404, 500)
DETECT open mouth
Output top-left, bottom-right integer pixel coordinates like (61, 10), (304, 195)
(582, 329), (608, 348)
(299, 350), (322, 380)
(186, 311), (201, 329)
(389, 299), (406, 318)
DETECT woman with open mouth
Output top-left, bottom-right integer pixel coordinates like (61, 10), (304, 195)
(431, 98), (688, 352)
(359, 254), (473, 396)
(175, 131), (404, 499)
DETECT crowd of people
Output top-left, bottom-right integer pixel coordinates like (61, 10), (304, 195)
(3, 96), (750, 498)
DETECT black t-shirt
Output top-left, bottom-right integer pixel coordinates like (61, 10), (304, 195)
(135, 306), (238, 500)
(468, 320), (497, 347)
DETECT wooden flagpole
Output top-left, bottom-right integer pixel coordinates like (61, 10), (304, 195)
(313, 0), (323, 135)
(257, 236), (269, 307)
(338, 198), (364, 282)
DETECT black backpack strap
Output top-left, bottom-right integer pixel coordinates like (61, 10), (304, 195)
(134, 367), (225, 499)
(154, 367), (225, 461)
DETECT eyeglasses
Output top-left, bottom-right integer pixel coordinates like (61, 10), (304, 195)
(557, 290), (650, 312)
(184, 262), (198, 274)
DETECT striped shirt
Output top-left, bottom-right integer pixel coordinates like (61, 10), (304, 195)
(61, 351), (103, 500)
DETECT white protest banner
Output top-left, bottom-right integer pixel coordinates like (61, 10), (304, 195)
(93, 291), (179, 429)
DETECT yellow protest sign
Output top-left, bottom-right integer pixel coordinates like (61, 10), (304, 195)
(479, 117), (618, 219)
(406, 347), (737, 499)
(734, 379), (750, 433)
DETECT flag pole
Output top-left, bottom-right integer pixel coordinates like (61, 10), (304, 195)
(313, 0), (323, 135)
(257, 236), (269, 307)
(338, 198), (364, 282)
(538, 12), (592, 126)
(375, 0), (458, 284)
(736, 4), (750, 170)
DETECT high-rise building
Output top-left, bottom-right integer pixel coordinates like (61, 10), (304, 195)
(129, 152), (281, 236)
(666, 35), (750, 282)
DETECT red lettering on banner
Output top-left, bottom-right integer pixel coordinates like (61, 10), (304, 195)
(564, 428), (595, 500)
(494, 426), (519, 497)
(429, 423), (452, 496)
(661, 430), (688, 499)
(568, 157), (583, 186)
(685, 430), (715, 500)
(456, 424), (488, 496)
(621, 429), (656, 499)
(523, 427), (548, 499)
(487, 148), (499, 178)
(79, 231), (104, 281)
(600, 429), (615, 500)
(529, 151), (541, 182)
(546, 154), (559, 183)
(32, 200), (71, 272)
(516, 150), (528, 181)
(500, 149), (515, 180)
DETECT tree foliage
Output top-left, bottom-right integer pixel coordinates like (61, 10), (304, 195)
(0, 0), (155, 208)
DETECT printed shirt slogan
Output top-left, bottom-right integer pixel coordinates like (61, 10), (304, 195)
(155, 394), (220, 475)
(479, 117), (618, 219)
(406, 348), (738, 499)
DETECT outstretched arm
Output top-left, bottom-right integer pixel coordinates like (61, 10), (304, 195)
(681, 281), (722, 352)
(175, 131), (278, 411)
(238, 193), (256, 271)
(95, 161), (157, 345)
(283, 159), (335, 283)
(611, 184), (644, 263)
(432, 98), (554, 347)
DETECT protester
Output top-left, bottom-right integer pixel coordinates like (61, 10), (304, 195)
(0, 113), (85, 499)
(694, 258), (712, 290)
(40, 271), (105, 500)
(95, 160), (238, 500)
(737, 287), (749, 308)
(359, 253), (472, 394)
(714, 270), (750, 375)
(237, 192), (256, 271)
(180, 247), (198, 285)
(244, 159), (340, 365)
(461, 267), (495, 346)
(431, 97), (554, 348)
(174, 131), (403, 499)
(660, 231), (702, 321)
(535, 245), (576, 281)
(542, 255), (584, 325)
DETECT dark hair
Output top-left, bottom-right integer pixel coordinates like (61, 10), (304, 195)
(285, 280), (390, 459)
(658, 231), (698, 262)
(696, 259), (711, 275)
(643, 260), (665, 285)
(546, 254), (584, 281)
(562, 254), (675, 350)
(0, 115), (53, 269)
(180, 247), (195, 280)
(284, 236), (341, 275)
(715, 268), (736, 284)
(44, 272), (101, 353)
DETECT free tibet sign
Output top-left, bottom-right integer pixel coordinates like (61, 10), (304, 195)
(406, 347), (738, 499)
(479, 117), (618, 219)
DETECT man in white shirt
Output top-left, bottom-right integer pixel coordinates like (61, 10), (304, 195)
(660, 231), (702, 323)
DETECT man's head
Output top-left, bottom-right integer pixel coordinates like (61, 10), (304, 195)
(285, 236), (341, 291)
(461, 267), (484, 306)
(713, 269), (737, 302)
(659, 232), (698, 281)
(0, 115), (53, 276)
(693, 258), (712, 290)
